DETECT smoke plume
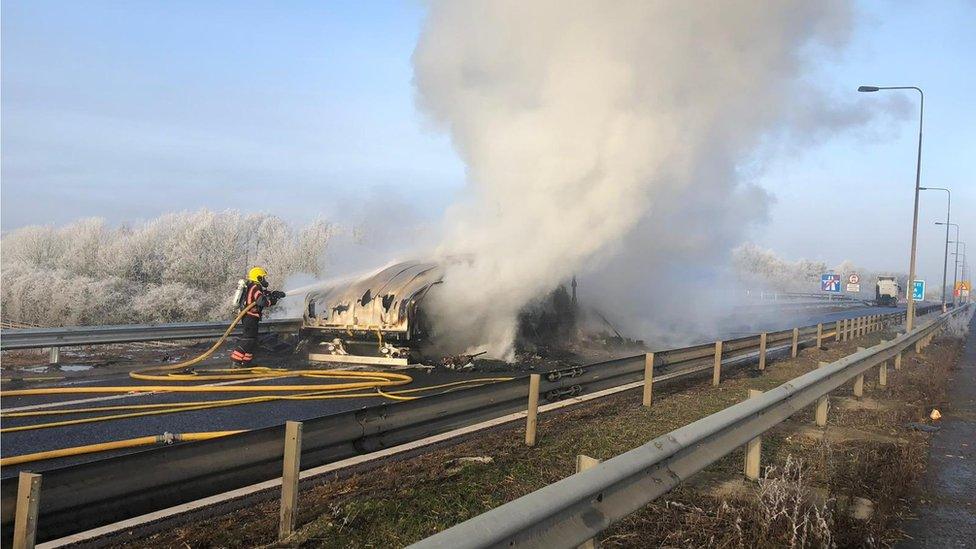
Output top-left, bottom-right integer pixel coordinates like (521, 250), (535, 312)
(413, 1), (880, 358)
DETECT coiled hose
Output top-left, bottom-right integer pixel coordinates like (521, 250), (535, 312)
(0, 303), (511, 464)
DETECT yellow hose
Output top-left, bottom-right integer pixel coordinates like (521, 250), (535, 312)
(2, 300), (416, 397)
(0, 301), (511, 462)
(2, 378), (515, 419)
(135, 302), (258, 374)
(0, 431), (244, 466)
(1, 375), (412, 396)
(0, 378), (515, 433)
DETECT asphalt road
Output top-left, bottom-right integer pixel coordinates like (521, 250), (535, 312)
(0, 365), (504, 475)
(0, 303), (912, 477)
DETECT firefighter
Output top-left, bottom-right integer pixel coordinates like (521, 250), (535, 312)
(230, 267), (286, 367)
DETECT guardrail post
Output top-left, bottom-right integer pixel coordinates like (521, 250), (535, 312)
(13, 472), (42, 549)
(816, 323), (823, 349)
(47, 347), (59, 365)
(712, 341), (723, 386)
(576, 454), (599, 472)
(791, 328), (799, 358)
(853, 372), (864, 398)
(744, 389), (762, 480)
(575, 454), (601, 549)
(278, 420), (303, 542)
(642, 352), (654, 407)
(815, 361), (829, 427)
(835, 320), (842, 342)
(758, 333), (767, 371)
(526, 374), (541, 446)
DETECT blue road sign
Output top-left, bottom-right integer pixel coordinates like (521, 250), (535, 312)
(911, 280), (925, 302)
(821, 274), (841, 292)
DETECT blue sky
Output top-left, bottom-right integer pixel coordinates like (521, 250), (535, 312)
(753, 0), (975, 285)
(2, 1), (461, 229)
(2, 0), (973, 285)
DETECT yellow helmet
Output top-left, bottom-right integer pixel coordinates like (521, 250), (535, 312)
(247, 266), (268, 283)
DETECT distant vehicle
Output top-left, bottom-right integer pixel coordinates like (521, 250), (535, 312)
(875, 276), (900, 307)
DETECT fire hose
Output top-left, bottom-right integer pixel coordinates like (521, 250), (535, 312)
(0, 303), (512, 464)
(0, 431), (244, 467)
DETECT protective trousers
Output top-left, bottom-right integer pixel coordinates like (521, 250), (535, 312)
(231, 315), (260, 364)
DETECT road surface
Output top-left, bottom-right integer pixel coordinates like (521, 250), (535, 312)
(0, 303), (910, 476)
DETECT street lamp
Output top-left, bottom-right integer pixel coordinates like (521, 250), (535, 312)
(951, 242), (967, 303)
(938, 222), (959, 303)
(951, 240), (966, 283)
(859, 85), (924, 329)
(922, 187), (951, 309)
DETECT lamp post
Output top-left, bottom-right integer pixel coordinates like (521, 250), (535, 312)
(951, 242), (967, 303)
(939, 222), (959, 304)
(859, 85), (923, 329)
(966, 255), (972, 303)
(922, 187), (950, 309)
(952, 242), (965, 275)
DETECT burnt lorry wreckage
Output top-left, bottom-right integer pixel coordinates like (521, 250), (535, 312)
(301, 260), (601, 366)
(302, 261), (443, 365)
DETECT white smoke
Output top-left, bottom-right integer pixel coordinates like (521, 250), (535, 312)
(413, 1), (895, 358)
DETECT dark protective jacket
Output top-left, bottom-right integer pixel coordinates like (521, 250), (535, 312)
(241, 281), (280, 319)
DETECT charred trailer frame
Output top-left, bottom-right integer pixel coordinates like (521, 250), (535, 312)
(302, 261), (443, 365)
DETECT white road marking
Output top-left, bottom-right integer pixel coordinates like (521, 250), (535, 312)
(1, 377), (284, 413)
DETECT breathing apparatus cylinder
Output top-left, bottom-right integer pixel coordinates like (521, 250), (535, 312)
(231, 279), (247, 309)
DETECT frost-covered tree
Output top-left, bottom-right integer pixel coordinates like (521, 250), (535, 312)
(732, 244), (827, 292)
(1, 209), (336, 326)
(732, 244), (904, 297)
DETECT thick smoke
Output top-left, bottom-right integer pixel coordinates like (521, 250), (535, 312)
(413, 1), (897, 358)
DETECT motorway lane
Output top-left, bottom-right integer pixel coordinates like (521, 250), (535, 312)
(0, 363), (511, 476)
(0, 303), (918, 476)
(744, 304), (907, 335)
